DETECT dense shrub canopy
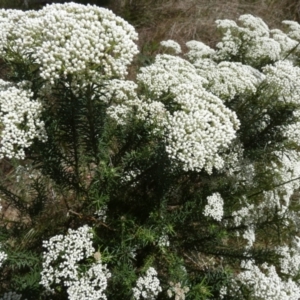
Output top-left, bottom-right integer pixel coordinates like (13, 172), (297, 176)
(1, 3), (300, 300)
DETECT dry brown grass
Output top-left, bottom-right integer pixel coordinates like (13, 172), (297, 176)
(109, 0), (300, 49)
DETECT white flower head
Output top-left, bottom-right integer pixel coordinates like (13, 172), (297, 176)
(185, 40), (215, 61)
(282, 20), (300, 41)
(160, 40), (182, 54)
(271, 28), (300, 59)
(0, 80), (46, 160)
(0, 243), (7, 269)
(0, 3), (138, 85)
(215, 14), (281, 66)
(132, 267), (162, 300)
(203, 193), (224, 221)
(95, 205), (108, 222)
(238, 14), (270, 37)
(40, 225), (110, 298)
(262, 60), (300, 104)
(224, 260), (300, 299)
(158, 234), (170, 248)
(242, 226), (256, 248)
(276, 242), (300, 277)
(137, 54), (239, 173)
(195, 61), (264, 101)
(67, 262), (111, 300)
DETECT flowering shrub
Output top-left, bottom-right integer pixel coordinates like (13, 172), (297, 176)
(1, 3), (300, 300)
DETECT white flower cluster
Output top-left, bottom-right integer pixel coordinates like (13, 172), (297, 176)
(282, 110), (300, 146)
(203, 193), (224, 221)
(0, 3), (138, 85)
(218, 142), (246, 179)
(100, 79), (138, 104)
(0, 245), (7, 268)
(185, 40), (215, 61)
(232, 201), (255, 227)
(158, 234), (170, 247)
(167, 282), (189, 300)
(40, 225), (110, 299)
(40, 225), (94, 290)
(215, 15), (281, 66)
(230, 200), (258, 248)
(0, 9), (25, 59)
(264, 150), (300, 216)
(242, 225), (256, 249)
(276, 240), (300, 277)
(137, 54), (239, 173)
(282, 20), (300, 42)
(214, 15), (300, 66)
(164, 92), (238, 173)
(120, 169), (142, 187)
(194, 60), (264, 101)
(227, 152), (300, 294)
(160, 40), (182, 54)
(95, 205), (108, 222)
(221, 260), (300, 299)
(132, 267), (162, 300)
(137, 54), (208, 98)
(238, 14), (270, 36)
(66, 263), (111, 300)
(230, 149), (300, 246)
(104, 79), (167, 129)
(106, 54), (239, 173)
(262, 60), (300, 104)
(271, 28), (300, 59)
(0, 80), (46, 160)
(0, 293), (26, 300)
(214, 20), (241, 60)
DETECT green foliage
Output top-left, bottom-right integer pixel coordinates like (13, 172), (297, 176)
(188, 277), (213, 300)
(5, 249), (41, 294)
